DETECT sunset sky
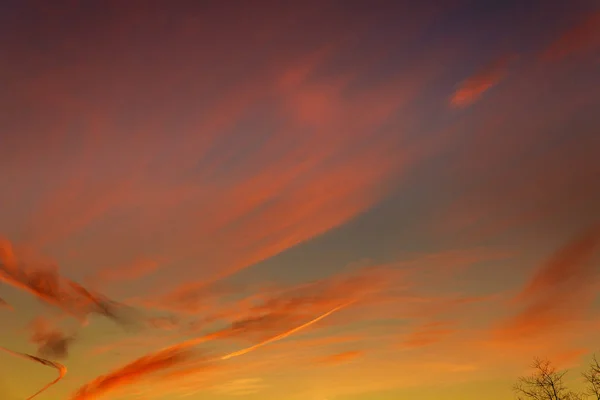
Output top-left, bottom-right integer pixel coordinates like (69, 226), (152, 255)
(1, 1), (599, 399)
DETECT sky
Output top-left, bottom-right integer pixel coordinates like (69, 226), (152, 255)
(0, 0), (599, 399)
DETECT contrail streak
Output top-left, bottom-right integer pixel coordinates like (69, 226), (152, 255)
(219, 301), (354, 360)
(0, 346), (67, 400)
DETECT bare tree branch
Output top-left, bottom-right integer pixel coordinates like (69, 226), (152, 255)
(513, 357), (584, 400)
(583, 354), (600, 400)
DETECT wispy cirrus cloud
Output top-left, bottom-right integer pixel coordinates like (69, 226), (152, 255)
(401, 321), (456, 349)
(1, 2), (599, 400)
(0, 297), (11, 310)
(71, 345), (206, 400)
(94, 258), (162, 284)
(431, 57), (600, 241)
(449, 54), (516, 108)
(70, 301), (352, 400)
(493, 222), (600, 340)
(68, 264), (404, 399)
(541, 11), (600, 61)
(316, 350), (364, 366)
(0, 4), (457, 304)
(517, 223), (600, 302)
(0, 238), (133, 324)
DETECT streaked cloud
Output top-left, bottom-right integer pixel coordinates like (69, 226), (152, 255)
(0, 298), (11, 310)
(71, 346), (205, 400)
(431, 58), (600, 241)
(493, 223), (600, 340)
(69, 265), (398, 398)
(70, 301), (351, 399)
(401, 321), (456, 349)
(316, 350), (364, 366)
(541, 11), (600, 61)
(1, 2), (599, 400)
(93, 258), (163, 286)
(0, 239), (133, 324)
(449, 54), (516, 108)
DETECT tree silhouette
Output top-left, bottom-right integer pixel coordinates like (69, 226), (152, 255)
(513, 358), (583, 400)
(582, 355), (600, 400)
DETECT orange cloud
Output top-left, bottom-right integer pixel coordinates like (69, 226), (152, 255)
(293, 334), (366, 348)
(518, 223), (600, 301)
(0, 239), (17, 270)
(139, 261), (405, 333)
(449, 54), (516, 107)
(552, 348), (589, 369)
(71, 301), (351, 399)
(87, 334), (173, 359)
(541, 11), (600, 61)
(0, 298), (11, 310)
(394, 247), (514, 285)
(220, 301), (354, 361)
(0, 238), (133, 324)
(2, 23), (455, 309)
(128, 264), (403, 350)
(202, 265), (405, 339)
(29, 316), (74, 360)
(78, 264), (384, 398)
(99, 266), (384, 396)
(6, 4), (598, 399)
(317, 350), (364, 366)
(71, 346), (205, 400)
(91, 258), (163, 290)
(135, 279), (234, 315)
(493, 223), (600, 340)
(401, 321), (456, 349)
(23, 176), (137, 251)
